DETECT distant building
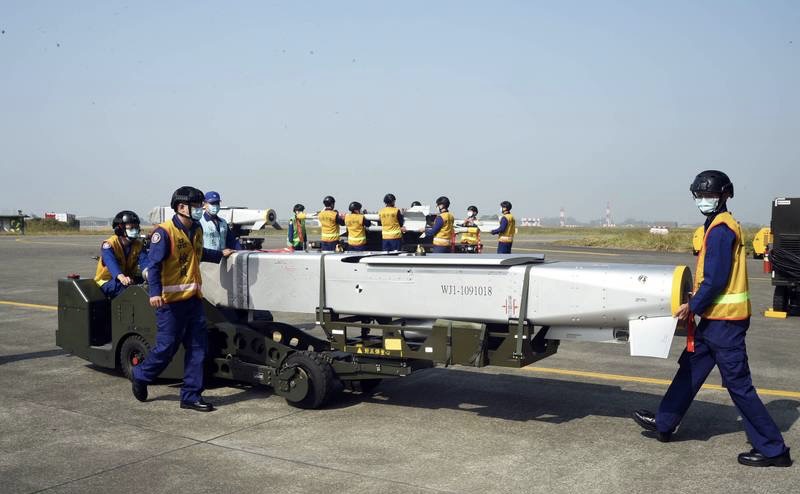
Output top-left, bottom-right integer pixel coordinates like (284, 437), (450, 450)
(44, 212), (77, 223)
(78, 216), (113, 230)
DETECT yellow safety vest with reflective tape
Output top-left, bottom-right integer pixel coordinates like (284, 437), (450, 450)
(694, 212), (750, 320)
(318, 209), (340, 242)
(94, 235), (143, 287)
(159, 220), (203, 303)
(345, 213), (367, 246)
(379, 207), (402, 240)
(433, 211), (455, 247)
(460, 225), (480, 245)
(499, 213), (515, 243)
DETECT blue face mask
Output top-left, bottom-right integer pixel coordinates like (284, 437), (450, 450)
(191, 207), (205, 221)
(695, 197), (719, 215)
(125, 228), (140, 238)
(207, 204), (220, 216)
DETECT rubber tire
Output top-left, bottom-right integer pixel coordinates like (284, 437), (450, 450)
(283, 352), (335, 409)
(773, 286), (788, 313)
(119, 335), (150, 380)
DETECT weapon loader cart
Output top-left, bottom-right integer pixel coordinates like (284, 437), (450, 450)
(57, 252), (691, 409)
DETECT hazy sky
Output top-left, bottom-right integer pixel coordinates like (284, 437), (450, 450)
(1, 1), (798, 224)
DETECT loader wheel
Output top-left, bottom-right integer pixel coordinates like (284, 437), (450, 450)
(119, 335), (150, 380)
(773, 286), (789, 313)
(281, 352), (336, 409)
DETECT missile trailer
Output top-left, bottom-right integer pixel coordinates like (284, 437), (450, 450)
(57, 252), (691, 409)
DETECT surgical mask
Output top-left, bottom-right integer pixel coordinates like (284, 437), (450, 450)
(467, 211), (476, 218)
(207, 204), (220, 216)
(125, 228), (140, 238)
(695, 197), (719, 215)
(191, 207), (205, 221)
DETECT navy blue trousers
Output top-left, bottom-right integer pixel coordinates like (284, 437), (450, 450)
(432, 246), (450, 253)
(382, 239), (402, 251)
(497, 242), (512, 254)
(100, 279), (127, 298)
(132, 297), (207, 403)
(320, 241), (338, 251)
(348, 245), (367, 251)
(656, 318), (786, 457)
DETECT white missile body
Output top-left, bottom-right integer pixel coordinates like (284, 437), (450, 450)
(202, 252), (691, 359)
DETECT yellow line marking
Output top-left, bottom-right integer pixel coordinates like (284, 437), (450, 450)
(0, 300), (58, 311)
(524, 366), (800, 399)
(14, 238), (97, 247)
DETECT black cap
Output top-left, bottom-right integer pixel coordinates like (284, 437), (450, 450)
(323, 195), (336, 207)
(436, 196), (450, 208)
(384, 193), (396, 205)
(171, 186), (204, 211)
(690, 170), (734, 198)
(112, 210), (140, 235)
(293, 203), (305, 212)
(349, 201), (362, 212)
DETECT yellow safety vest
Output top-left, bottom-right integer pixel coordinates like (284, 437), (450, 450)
(694, 212), (751, 320)
(460, 225), (480, 245)
(433, 211), (455, 247)
(345, 213), (367, 246)
(159, 220), (203, 303)
(318, 209), (340, 242)
(94, 235), (143, 287)
(499, 213), (515, 243)
(379, 207), (402, 240)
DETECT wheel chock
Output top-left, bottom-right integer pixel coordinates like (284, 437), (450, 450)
(764, 309), (788, 319)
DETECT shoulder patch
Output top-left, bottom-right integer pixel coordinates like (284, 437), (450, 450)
(151, 232), (162, 244)
(102, 242), (111, 249)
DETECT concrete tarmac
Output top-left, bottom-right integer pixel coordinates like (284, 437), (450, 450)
(0, 234), (798, 493)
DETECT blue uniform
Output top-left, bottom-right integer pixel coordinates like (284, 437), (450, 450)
(133, 216), (223, 403)
(99, 241), (148, 298)
(491, 217), (512, 254)
(655, 210), (787, 457)
(201, 212), (242, 250)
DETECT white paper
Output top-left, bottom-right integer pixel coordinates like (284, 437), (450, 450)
(628, 316), (678, 359)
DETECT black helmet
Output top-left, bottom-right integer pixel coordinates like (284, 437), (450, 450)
(690, 170), (734, 198)
(436, 196), (450, 208)
(383, 193), (396, 205)
(500, 201), (512, 211)
(293, 203), (305, 212)
(323, 195), (336, 208)
(349, 201), (362, 212)
(410, 201), (422, 207)
(467, 205), (478, 214)
(112, 210), (140, 236)
(171, 186), (204, 211)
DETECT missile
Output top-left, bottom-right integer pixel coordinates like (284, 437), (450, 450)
(148, 206), (280, 230)
(201, 252), (691, 359)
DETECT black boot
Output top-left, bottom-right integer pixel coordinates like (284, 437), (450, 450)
(632, 409), (672, 442)
(737, 448), (792, 467)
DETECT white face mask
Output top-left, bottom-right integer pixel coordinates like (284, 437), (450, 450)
(467, 211), (476, 218)
(191, 206), (205, 221)
(695, 197), (719, 215)
(207, 204), (220, 216)
(125, 228), (140, 238)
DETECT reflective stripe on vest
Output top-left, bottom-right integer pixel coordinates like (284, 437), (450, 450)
(499, 213), (515, 243)
(433, 212), (455, 246)
(159, 221), (203, 303)
(694, 212), (751, 320)
(379, 207), (402, 239)
(318, 210), (340, 241)
(94, 235), (143, 287)
(345, 213), (367, 246)
(199, 214), (228, 251)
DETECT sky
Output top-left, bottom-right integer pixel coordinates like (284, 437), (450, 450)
(1, 1), (798, 224)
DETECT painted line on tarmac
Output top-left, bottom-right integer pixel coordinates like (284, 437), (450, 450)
(524, 366), (800, 399)
(0, 300), (57, 311)
(14, 238), (97, 247)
